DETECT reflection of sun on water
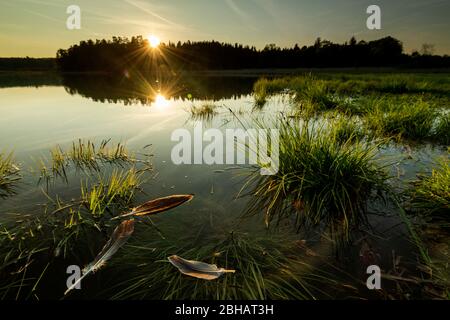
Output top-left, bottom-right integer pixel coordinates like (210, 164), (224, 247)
(147, 35), (160, 48)
(153, 94), (170, 109)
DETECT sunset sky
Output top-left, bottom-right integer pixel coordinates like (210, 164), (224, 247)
(1, 0), (449, 57)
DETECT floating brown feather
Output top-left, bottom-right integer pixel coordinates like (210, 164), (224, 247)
(168, 255), (235, 280)
(113, 194), (194, 220)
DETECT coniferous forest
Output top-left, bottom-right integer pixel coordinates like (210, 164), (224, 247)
(55, 36), (450, 72)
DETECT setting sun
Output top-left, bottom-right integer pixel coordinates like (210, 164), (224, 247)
(153, 93), (169, 109)
(147, 35), (160, 48)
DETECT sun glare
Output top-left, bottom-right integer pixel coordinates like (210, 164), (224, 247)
(153, 94), (169, 109)
(147, 35), (161, 48)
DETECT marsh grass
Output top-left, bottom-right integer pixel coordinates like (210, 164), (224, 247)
(50, 146), (68, 181)
(0, 210), (109, 299)
(108, 232), (347, 300)
(414, 226), (450, 299)
(0, 164), (149, 299)
(330, 76), (425, 94)
(242, 118), (390, 239)
(51, 167), (147, 252)
(253, 77), (288, 96)
(253, 74), (448, 119)
(433, 113), (450, 145)
(81, 168), (143, 217)
(253, 95), (267, 109)
(97, 139), (131, 163)
(325, 113), (368, 144)
(394, 192), (450, 299)
(314, 73), (449, 95)
(37, 139), (139, 186)
(0, 140), (152, 299)
(365, 98), (436, 141)
(254, 76), (371, 116)
(68, 139), (134, 170)
(189, 102), (219, 121)
(253, 78), (271, 108)
(69, 139), (100, 171)
(0, 153), (21, 198)
(291, 77), (335, 110)
(0, 139), (151, 298)
(409, 157), (449, 218)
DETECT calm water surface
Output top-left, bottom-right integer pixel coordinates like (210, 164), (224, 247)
(0, 74), (446, 298)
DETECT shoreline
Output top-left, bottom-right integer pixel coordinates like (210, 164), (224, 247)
(1, 68), (450, 77)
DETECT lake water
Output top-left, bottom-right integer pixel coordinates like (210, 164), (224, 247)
(0, 73), (447, 299)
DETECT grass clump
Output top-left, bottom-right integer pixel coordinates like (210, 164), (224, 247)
(69, 139), (134, 170)
(325, 113), (368, 144)
(253, 77), (285, 108)
(243, 119), (389, 238)
(292, 77), (336, 111)
(253, 77), (290, 96)
(254, 95), (267, 109)
(37, 139), (139, 186)
(97, 140), (131, 163)
(255, 75), (338, 113)
(254, 75), (362, 116)
(49, 146), (68, 180)
(81, 168), (142, 217)
(366, 98), (435, 140)
(69, 139), (100, 171)
(0, 153), (21, 198)
(409, 158), (450, 218)
(189, 103), (219, 121)
(253, 74), (449, 118)
(318, 73), (449, 95)
(433, 113), (450, 145)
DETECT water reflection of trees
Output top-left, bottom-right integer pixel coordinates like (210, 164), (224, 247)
(0, 72), (61, 88)
(61, 74), (256, 105)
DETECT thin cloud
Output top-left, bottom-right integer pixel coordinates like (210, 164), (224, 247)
(225, 0), (250, 20)
(16, 0), (62, 8)
(124, 0), (190, 31)
(225, 0), (259, 31)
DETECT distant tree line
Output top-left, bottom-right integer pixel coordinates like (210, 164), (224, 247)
(4, 36), (450, 72)
(0, 58), (56, 71)
(56, 36), (450, 72)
